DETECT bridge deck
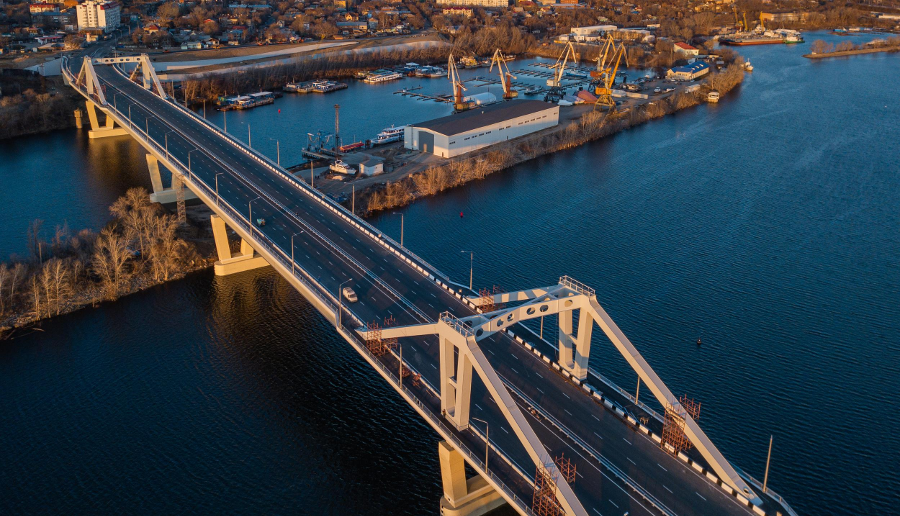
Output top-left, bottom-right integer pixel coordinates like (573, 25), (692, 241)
(72, 60), (794, 516)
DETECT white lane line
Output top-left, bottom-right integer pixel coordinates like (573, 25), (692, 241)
(564, 409), (573, 416)
(593, 432), (604, 440)
(535, 372), (543, 379)
(592, 509), (603, 516)
(663, 485), (673, 494)
(500, 427), (509, 434)
(510, 367), (520, 374)
(627, 457), (636, 466)
(562, 393), (570, 399)
(536, 387), (545, 394)
(430, 364), (437, 369)
(510, 354), (518, 360)
(622, 438), (632, 445)
(591, 414), (601, 422)
(696, 492), (706, 502)
(475, 404), (483, 411)
(487, 349), (495, 355)
(657, 463), (667, 472)
(609, 500), (618, 509)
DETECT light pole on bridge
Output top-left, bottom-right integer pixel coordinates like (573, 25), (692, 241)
(291, 230), (305, 275)
(268, 137), (280, 166)
(471, 417), (490, 473)
(337, 279), (352, 329)
(249, 196), (261, 234)
(461, 250), (474, 291)
(187, 149), (200, 177)
(392, 212), (404, 248)
(164, 129), (177, 161)
(215, 172), (224, 206)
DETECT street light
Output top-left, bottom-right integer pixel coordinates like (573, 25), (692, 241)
(187, 149), (199, 175)
(337, 279), (352, 328)
(268, 137), (280, 166)
(128, 104), (132, 127)
(164, 129), (176, 160)
(247, 123), (251, 148)
(392, 212), (404, 248)
(461, 250), (474, 291)
(471, 417), (490, 472)
(215, 172), (224, 206)
(291, 230), (305, 275)
(249, 196), (261, 232)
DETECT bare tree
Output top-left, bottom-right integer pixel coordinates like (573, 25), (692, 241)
(27, 219), (45, 263)
(92, 226), (132, 299)
(0, 263), (8, 315)
(8, 263), (25, 308)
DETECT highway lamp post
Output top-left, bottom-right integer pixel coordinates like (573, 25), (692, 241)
(291, 231), (305, 275)
(248, 123), (251, 148)
(223, 109), (227, 132)
(461, 250), (474, 290)
(392, 212), (404, 248)
(249, 196), (260, 235)
(268, 137), (280, 166)
(128, 104), (132, 127)
(164, 129), (176, 161)
(187, 149), (199, 178)
(635, 378), (641, 404)
(763, 435), (773, 493)
(398, 343), (403, 386)
(145, 116), (149, 137)
(337, 279), (351, 328)
(215, 172), (224, 206)
(471, 417), (489, 472)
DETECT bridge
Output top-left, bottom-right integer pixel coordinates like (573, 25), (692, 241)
(63, 54), (798, 516)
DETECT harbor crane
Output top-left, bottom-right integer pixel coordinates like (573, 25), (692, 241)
(594, 40), (628, 111)
(489, 49), (518, 100)
(545, 41), (578, 103)
(448, 53), (471, 112)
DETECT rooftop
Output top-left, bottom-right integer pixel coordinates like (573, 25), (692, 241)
(411, 100), (554, 137)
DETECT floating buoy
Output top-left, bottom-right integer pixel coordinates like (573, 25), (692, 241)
(278, 109), (281, 113)
(697, 337), (702, 346)
(460, 211), (464, 218)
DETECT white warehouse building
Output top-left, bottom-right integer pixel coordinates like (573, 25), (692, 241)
(404, 100), (559, 158)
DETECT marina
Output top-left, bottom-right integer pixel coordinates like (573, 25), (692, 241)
(285, 80), (349, 94)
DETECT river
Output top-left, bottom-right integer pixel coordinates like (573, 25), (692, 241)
(1, 32), (898, 515)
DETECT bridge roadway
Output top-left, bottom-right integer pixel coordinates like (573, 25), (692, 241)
(85, 62), (781, 516)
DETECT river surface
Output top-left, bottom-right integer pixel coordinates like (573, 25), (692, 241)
(1, 32), (898, 515)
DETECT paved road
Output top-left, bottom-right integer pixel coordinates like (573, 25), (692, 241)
(80, 62), (788, 516)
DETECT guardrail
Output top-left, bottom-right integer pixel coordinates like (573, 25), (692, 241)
(64, 60), (539, 516)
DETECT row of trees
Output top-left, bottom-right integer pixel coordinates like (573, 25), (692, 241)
(361, 62), (746, 215)
(0, 189), (203, 332)
(0, 75), (82, 140)
(810, 36), (900, 55)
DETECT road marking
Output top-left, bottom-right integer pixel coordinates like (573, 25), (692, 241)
(510, 354), (518, 360)
(627, 457), (636, 465)
(534, 372), (542, 379)
(576, 471), (583, 478)
(430, 364), (437, 369)
(510, 367), (520, 374)
(562, 393), (570, 399)
(657, 463), (667, 472)
(487, 349), (495, 355)
(609, 500), (618, 509)
(536, 387), (544, 394)
(592, 509), (603, 516)
(475, 404), (483, 411)
(622, 438), (631, 445)
(591, 414), (600, 422)
(696, 492), (706, 502)
(564, 409), (573, 416)
(500, 427), (509, 434)
(593, 432), (603, 440)
(663, 485), (673, 494)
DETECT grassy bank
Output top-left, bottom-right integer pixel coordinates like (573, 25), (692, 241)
(805, 36), (900, 59)
(0, 188), (217, 339)
(357, 63), (745, 215)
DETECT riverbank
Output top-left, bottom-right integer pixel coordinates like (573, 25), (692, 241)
(0, 189), (217, 339)
(0, 74), (82, 140)
(355, 63), (745, 215)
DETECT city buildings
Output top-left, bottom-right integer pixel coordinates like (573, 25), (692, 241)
(435, 0), (508, 9)
(76, 0), (121, 33)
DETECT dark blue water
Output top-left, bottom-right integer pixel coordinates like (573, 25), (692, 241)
(1, 32), (898, 515)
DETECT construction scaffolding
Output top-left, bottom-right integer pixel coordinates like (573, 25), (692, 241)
(555, 454), (576, 484)
(479, 286), (505, 313)
(173, 174), (186, 225)
(661, 395), (702, 455)
(532, 463), (564, 516)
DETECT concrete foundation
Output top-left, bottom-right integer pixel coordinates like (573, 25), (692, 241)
(146, 154), (198, 204)
(210, 214), (269, 276)
(85, 101), (128, 139)
(438, 441), (506, 516)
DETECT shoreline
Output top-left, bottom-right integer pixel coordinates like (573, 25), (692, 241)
(352, 63), (745, 216)
(804, 47), (900, 59)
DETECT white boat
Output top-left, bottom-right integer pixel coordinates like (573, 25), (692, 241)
(707, 91), (720, 103)
(372, 125), (407, 145)
(330, 159), (355, 174)
(364, 71), (402, 84)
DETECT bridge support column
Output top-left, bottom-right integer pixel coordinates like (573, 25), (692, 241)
(438, 441), (505, 516)
(85, 101), (128, 139)
(210, 214), (270, 276)
(146, 154), (198, 204)
(558, 303), (592, 380)
(439, 329), (474, 431)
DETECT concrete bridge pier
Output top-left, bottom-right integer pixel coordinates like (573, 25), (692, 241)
(558, 304), (592, 381)
(210, 214), (270, 276)
(145, 154), (198, 204)
(438, 441), (506, 516)
(84, 100), (128, 139)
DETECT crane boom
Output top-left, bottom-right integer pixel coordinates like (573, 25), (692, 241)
(490, 49), (518, 99)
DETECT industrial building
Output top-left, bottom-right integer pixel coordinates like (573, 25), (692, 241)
(404, 100), (559, 158)
(666, 61), (710, 81)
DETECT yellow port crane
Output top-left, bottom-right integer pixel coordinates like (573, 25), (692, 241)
(490, 49), (518, 99)
(590, 34), (616, 82)
(594, 40), (628, 111)
(448, 53), (470, 112)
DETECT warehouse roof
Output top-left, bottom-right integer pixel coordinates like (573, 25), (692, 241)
(412, 100), (555, 137)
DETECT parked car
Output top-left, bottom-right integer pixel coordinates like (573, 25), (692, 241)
(342, 287), (358, 303)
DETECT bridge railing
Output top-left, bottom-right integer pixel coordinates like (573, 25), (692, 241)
(141, 71), (450, 284)
(64, 68), (538, 513)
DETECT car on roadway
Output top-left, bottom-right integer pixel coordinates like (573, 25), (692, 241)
(342, 287), (358, 303)
(654, 87), (661, 93)
(255, 218), (266, 227)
